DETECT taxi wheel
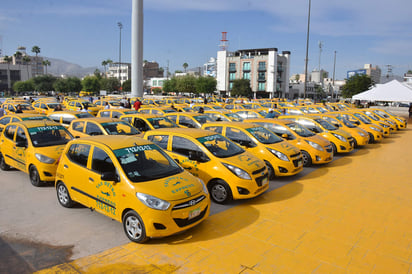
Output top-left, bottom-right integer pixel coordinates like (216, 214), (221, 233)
(0, 152), (10, 171)
(56, 182), (74, 208)
(301, 151), (312, 167)
(264, 161), (275, 179)
(123, 210), (147, 243)
(331, 142), (337, 155)
(29, 165), (42, 187)
(208, 180), (232, 204)
(368, 133), (375, 143)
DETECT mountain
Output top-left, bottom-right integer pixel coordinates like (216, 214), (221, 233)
(46, 57), (98, 78)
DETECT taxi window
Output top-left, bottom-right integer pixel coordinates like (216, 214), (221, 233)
(179, 116), (197, 128)
(0, 117), (11, 125)
(226, 127), (256, 147)
(112, 111), (122, 118)
(16, 127), (27, 145)
(133, 119), (151, 132)
(121, 117), (132, 124)
(85, 122), (103, 136)
(147, 135), (169, 149)
(139, 109), (150, 114)
(67, 143), (91, 167)
(99, 111), (110, 118)
(172, 136), (202, 157)
(95, 101), (102, 106)
(91, 147), (115, 174)
(48, 114), (61, 123)
(166, 115), (177, 123)
(72, 121), (85, 132)
(4, 125), (17, 140)
(34, 103), (40, 108)
(102, 122), (140, 135)
(203, 126), (223, 134)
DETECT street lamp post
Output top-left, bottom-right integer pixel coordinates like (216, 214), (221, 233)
(303, 0), (311, 99)
(118, 22), (123, 85)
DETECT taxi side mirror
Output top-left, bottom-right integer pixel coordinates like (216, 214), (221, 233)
(15, 141), (27, 148)
(281, 133), (289, 139)
(101, 172), (120, 183)
(188, 151), (209, 163)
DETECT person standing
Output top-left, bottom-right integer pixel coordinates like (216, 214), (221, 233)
(134, 98), (142, 111)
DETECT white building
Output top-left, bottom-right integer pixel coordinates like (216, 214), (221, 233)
(216, 48), (291, 98)
(108, 62), (131, 84)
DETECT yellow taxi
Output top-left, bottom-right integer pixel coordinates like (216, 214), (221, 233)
(0, 113), (51, 133)
(202, 122), (303, 179)
(230, 109), (267, 120)
(2, 102), (37, 114)
(138, 106), (178, 116)
(32, 101), (65, 115)
(192, 104), (226, 113)
(246, 118), (333, 167)
(143, 128), (269, 204)
(329, 112), (384, 143)
(318, 114), (370, 147)
(203, 110), (244, 122)
(96, 108), (138, 119)
(93, 99), (123, 109)
(278, 115), (355, 154)
(348, 110), (391, 136)
(357, 109), (398, 132)
(120, 113), (180, 133)
(47, 111), (95, 128)
(164, 112), (215, 128)
(55, 135), (210, 243)
(67, 118), (141, 138)
(0, 120), (73, 186)
(370, 108), (407, 129)
(65, 99), (100, 116)
(222, 104), (245, 111)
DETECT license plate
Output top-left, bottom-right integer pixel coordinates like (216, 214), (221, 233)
(188, 208), (201, 219)
(262, 177), (269, 185)
(298, 160), (303, 166)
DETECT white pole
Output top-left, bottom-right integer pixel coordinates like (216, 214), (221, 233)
(131, 0), (143, 97)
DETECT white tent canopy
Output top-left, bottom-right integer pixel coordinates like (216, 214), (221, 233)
(352, 80), (412, 102)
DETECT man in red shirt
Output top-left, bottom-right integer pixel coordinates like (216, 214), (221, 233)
(133, 99), (142, 110)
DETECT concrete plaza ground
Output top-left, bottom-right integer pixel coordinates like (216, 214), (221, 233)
(36, 115), (412, 273)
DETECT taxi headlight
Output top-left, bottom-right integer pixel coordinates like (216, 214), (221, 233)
(396, 117), (403, 122)
(136, 193), (170, 210)
(379, 123), (389, 128)
(198, 178), (208, 195)
(305, 140), (324, 151)
(358, 131), (367, 137)
(222, 163), (251, 180)
(331, 133), (346, 142)
(370, 126), (381, 132)
(266, 148), (289, 161)
(35, 153), (55, 164)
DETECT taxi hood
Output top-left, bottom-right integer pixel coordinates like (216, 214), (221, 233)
(221, 151), (266, 174)
(266, 140), (300, 155)
(34, 145), (66, 161)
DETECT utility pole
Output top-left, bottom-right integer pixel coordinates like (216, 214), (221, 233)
(303, 0), (311, 98)
(332, 51), (336, 99)
(131, 0), (143, 97)
(318, 41), (323, 87)
(118, 22), (123, 84)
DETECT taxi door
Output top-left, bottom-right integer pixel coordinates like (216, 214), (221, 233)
(12, 126), (29, 172)
(0, 124), (20, 169)
(88, 146), (120, 219)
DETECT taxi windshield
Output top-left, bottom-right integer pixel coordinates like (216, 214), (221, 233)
(353, 113), (371, 123)
(22, 116), (50, 121)
(286, 122), (316, 137)
(197, 134), (244, 158)
(225, 112), (243, 122)
(314, 118), (338, 130)
(18, 104), (34, 110)
(193, 115), (214, 124)
(75, 112), (94, 118)
(341, 118), (357, 128)
(82, 102), (97, 108)
(246, 126), (283, 144)
(115, 144), (183, 182)
(102, 122), (140, 135)
(147, 117), (179, 129)
(29, 125), (73, 147)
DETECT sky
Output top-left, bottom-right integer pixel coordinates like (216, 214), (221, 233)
(1, 0), (411, 80)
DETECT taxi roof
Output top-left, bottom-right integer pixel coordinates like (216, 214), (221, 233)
(9, 120), (62, 128)
(145, 127), (218, 138)
(69, 135), (151, 150)
(204, 121), (260, 129)
(71, 117), (122, 123)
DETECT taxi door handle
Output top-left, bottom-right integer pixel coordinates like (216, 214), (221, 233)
(64, 165), (68, 169)
(89, 177), (94, 182)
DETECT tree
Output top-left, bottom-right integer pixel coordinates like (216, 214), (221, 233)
(195, 76), (217, 96)
(13, 80), (34, 93)
(231, 79), (253, 97)
(176, 75), (196, 95)
(3, 55), (13, 91)
(54, 77), (82, 94)
(32, 75), (56, 92)
(407, 70), (412, 74)
(22, 55), (31, 78)
(82, 76), (101, 93)
(295, 74), (300, 82)
(14, 51), (22, 71)
(341, 74), (373, 98)
(122, 79), (131, 92)
(101, 59), (112, 78)
(100, 77), (120, 93)
(42, 60), (51, 74)
(183, 63), (188, 72)
(31, 46), (40, 76)
(163, 77), (177, 94)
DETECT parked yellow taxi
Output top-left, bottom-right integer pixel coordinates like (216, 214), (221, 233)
(357, 109), (398, 131)
(32, 101), (65, 115)
(230, 109), (267, 120)
(246, 118), (333, 167)
(0, 120), (73, 186)
(55, 135), (210, 243)
(65, 99), (100, 116)
(96, 108), (138, 119)
(204, 110), (244, 122)
(120, 113), (180, 133)
(164, 112), (215, 129)
(278, 115), (355, 154)
(348, 110), (391, 137)
(370, 108), (407, 129)
(143, 128), (269, 204)
(0, 113), (51, 133)
(2, 102), (37, 114)
(318, 114), (370, 147)
(138, 106), (178, 116)
(47, 111), (94, 128)
(67, 118), (141, 138)
(202, 122), (303, 178)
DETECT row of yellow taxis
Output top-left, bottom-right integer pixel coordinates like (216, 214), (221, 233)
(0, 96), (407, 243)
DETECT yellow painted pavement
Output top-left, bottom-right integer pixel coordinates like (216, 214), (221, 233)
(38, 126), (412, 273)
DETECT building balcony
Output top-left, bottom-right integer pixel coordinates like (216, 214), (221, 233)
(258, 78), (266, 82)
(258, 67), (266, 72)
(229, 68), (236, 72)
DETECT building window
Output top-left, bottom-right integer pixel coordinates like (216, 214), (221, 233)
(258, 82), (265, 91)
(229, 63), (236, 72)
(153, 80), (157, 86)
(258, 72), (265, 81)
(258, 62), (266, 71)
(229, 72), (236, 81)
(229, 82), (233, 90)
(243, 62), (251, 71)
(243, 72), (250, 80)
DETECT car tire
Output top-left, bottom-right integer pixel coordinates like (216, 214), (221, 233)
(331, 142), (337, 155)
(29, 165), (42, 187)
(301, 150), (312, 167)
(123, 210), (147, 243)
(0, 152), (10, 171)
(56, 181), (74, 208)
(368, 133), (375, 143)
(208, 180), (233, 204)
(264, 161), (275, 179)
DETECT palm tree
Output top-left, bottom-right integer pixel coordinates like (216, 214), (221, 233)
(101, 59), (112, 78)
(183, 62), (188, 72)
(22, 55), (31, 78)
(31, 46), (40, 76)
(42, 60), (51, 74)
(3, 55), (13, 93)
(14, 51), (22, 66)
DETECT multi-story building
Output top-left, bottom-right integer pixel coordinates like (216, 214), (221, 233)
(347, 64), (381, 84)
(216, 48), (291, 98)
(203, 57), (216, 77)
(143, 61), (164, 79)
(107, 62), (131, 85)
